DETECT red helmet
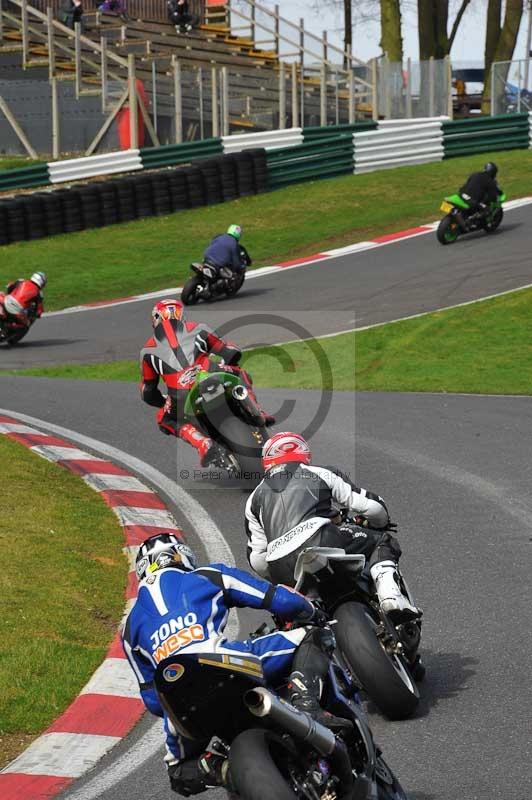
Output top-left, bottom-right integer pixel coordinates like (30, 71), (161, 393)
(262, 432), (312, 471)
(152, 299), (185, 328)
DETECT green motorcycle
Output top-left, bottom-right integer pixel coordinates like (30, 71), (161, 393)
(437, 190), (506, 245)
(184, 365), (269, 479)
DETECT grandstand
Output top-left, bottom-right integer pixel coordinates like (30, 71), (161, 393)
(0, 0), (374, 155)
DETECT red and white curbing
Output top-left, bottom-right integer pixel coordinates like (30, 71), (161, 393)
(0, 415), (183, 800)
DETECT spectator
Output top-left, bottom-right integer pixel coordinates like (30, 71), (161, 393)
(97, 0), (129, 23)
(168, 0), (194, 33)
(59, 0), (85, 31)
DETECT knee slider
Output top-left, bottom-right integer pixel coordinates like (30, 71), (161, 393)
(168, 761), (207, 796)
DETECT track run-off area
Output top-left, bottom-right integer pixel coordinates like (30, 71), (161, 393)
(1, 201), (531, 800)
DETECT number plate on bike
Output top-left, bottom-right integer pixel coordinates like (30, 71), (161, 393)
(440, 201), (453, 213)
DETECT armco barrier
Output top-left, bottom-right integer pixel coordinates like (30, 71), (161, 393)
(140, 138), (223, 168)
(0, 163), (50, 191)
(48, 150), (142, 183)
(266, 136), (354, 188)
(222, 128), (303, 154)
(442, 113), (529, 158)
(354, 122), (444, 174)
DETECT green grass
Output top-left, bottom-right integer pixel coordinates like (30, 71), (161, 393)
(0, 435), (127, 768)
(1, 149), (530, 311)
(7, 286), (532, 395)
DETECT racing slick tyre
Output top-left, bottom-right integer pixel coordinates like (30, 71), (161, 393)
(484, 207), (503, 233)
(214, 415), (266, 481)
(5, 327), (29, 346)
(375, 756), (409, 800)
(229, 729), (298, 800)
(436, 215), (460, 245)
(181, 275), (203, 305)
(335, 602), (419, 720)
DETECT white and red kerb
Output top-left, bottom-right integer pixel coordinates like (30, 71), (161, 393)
(0, 415), (183, 800)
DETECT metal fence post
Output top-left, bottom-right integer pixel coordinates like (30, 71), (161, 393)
(491, 63), (495, 116)
(47, 7), (55, 81)
(384, 56), (391, 119)
(198, 67), (204, 140)
(172, 55), (182, 143)
(151, 60), (158, 135)
(279, 62), (286, 129)
(299, 17), (304, 125)
(291, 61), (298, 127)
(349, 65), (355, 123)
(445, 54), (453, 118)
(74, 21), (81, 98)
(517, 60), (522, 113)
(128, 54), (138, 149)
(101, 36), (107, 113)
(21, 0), (28, 68)
(222, 66), (229, 136)
(51, 76), (60, 159)
(371, 58), (378, 121)
(0, 0), (4, 44)
(429, 56), (435, 117)
(320, 63), (327, 126)
(406, 57), (412, 118)
(211, 66), (219, 137)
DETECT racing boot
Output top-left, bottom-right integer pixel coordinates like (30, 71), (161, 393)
(370, 561), (419, 622)
(176, 422), (221, 467)
(237, 368), (276, 426)
(289, 670), (352, 732)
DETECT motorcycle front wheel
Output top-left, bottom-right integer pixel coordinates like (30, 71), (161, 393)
(484, 207), (503, 233)
(5, 327), (29, 346)
(225, 271), (245, 297)
(229, 729), (298, 800)
(335, 601), (419, 720)
(436, 214), (460, 245)
(181, 275), (204, 305)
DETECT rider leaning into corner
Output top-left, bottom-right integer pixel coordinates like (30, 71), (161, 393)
(140, 298), (274, 467)
(203, 224), (251, 274)
(0, 271), (46, 325)
(245, 432), (420, 623)
(459, 161), (502, 212)
(122, 532), (348, 797)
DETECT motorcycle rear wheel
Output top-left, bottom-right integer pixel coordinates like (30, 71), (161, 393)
(181, 275), (204, 305)
(335, 601), (419, 720)
(5, 328), (28, 346)
(436, 214), (460, 245)
(229, 729), (298, 800)
(215, 414), (265, 481)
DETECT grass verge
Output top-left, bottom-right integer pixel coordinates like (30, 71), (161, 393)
(6, 286), (532, 395)
(0, 435), (127, 769)
(0, 149), (530, 311)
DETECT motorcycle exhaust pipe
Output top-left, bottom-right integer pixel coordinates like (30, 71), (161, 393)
(245, 687), (354, 798)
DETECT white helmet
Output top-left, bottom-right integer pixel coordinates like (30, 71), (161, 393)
(30, 271), (47, 290)
(135, 533), (197, 581)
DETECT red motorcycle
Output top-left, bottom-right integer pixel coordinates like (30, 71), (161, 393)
(0, 292), (39, 345)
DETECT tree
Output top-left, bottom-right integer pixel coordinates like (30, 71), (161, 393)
(482, 0), (524, 111)
(417, 0), (473, 59)
(380, 0), (403, 62)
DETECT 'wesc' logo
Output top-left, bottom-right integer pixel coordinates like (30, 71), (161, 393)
(153, 624), (205, 663)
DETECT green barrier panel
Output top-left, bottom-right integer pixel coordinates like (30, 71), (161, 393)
(442, 113), (528, 135)
(0, 164), (50, 192)
(444, 138), (529, 159)
(269, 162), (353, 188)
(267, 135), (354, 187)
(140, 138), (223, 168)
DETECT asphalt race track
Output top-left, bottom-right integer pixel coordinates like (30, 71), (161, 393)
(2, 201), (531, 369)
(1, 205), (531, 800)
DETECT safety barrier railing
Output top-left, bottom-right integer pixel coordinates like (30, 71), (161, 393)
(222, 128), (303, 153)
(442, 113), (529, 158)
(266, 136), (354, 189)
(353, 121), (444, 174)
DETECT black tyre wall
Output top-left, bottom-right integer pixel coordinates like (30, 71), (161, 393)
(0, 149), (269, 246)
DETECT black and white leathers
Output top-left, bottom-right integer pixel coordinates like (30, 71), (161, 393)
(245, 462), (389, 579)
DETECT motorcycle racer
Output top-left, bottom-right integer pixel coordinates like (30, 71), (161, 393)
(459, 162), (502, 211)
(245, 432), (419, 621)
(203, 224), (250, 274)
(122, 532), (347, 796)
(140, 299), (274, 467)
(0, 271), (46, 326)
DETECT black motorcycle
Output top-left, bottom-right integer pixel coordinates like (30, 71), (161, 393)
(181, 245), (251, 305)
(155, 636), (409, 799)
(285, 536), (424, 720)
